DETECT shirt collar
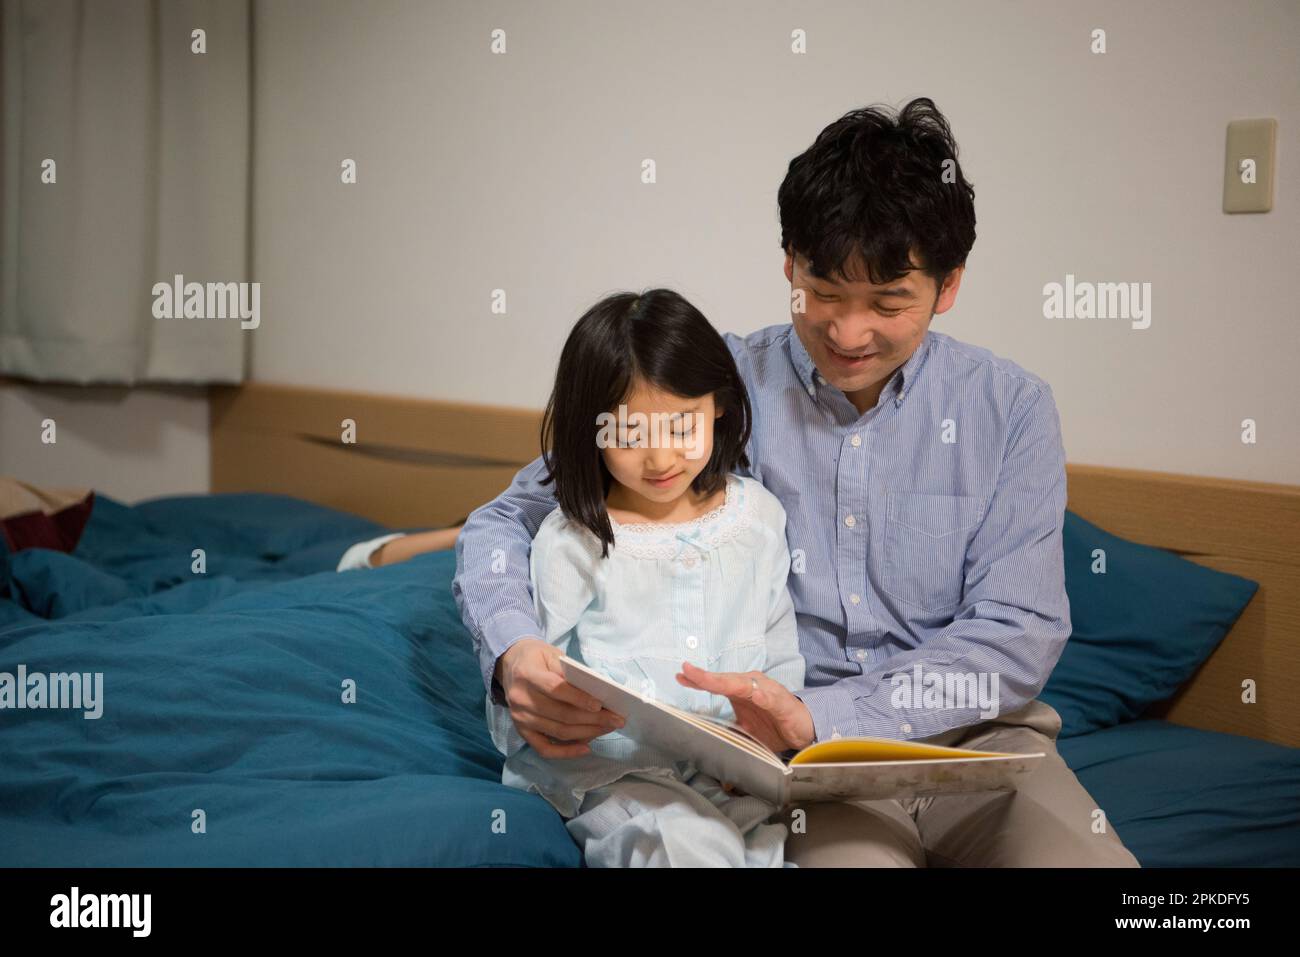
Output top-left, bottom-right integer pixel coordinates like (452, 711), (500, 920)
(887, 332), (932, 406)
(787, 325), (821, 396)
(787, 326), (933, 408)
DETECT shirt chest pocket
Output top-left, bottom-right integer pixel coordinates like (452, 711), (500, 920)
(880, 492), (986, 616)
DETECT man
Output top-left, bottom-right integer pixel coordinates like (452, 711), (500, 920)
(452, 97), (1139, 867)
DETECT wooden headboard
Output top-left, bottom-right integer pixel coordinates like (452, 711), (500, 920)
(210, 382), (541, 529)
(1066, 466), (1300, 750)
(210, 382), (1300, 749)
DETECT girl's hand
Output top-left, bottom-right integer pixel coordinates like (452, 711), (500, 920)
(675, 662), (816, 754)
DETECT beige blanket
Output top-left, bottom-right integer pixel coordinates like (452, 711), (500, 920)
(0, 477), (92, 521)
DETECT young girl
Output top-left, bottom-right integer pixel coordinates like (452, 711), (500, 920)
(486, 288), (805, 868)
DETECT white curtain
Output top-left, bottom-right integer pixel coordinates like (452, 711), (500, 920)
(1, 0), (250, 384)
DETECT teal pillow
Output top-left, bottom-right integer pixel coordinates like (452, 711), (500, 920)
(1040, 511), (1259, 737)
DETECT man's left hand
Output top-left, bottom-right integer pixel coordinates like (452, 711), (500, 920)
(676, 662), (816, 754)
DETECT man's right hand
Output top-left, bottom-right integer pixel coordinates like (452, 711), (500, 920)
(496, 638), (625, 759)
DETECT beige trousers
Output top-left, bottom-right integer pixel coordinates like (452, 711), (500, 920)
(769, 699), (1141, 867)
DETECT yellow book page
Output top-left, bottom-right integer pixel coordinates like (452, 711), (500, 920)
(789, 737), (1010, 765)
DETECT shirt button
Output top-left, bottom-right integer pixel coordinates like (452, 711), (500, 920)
(831, 729), (842, 740)
(844, 514), (856, 528)
(681, 553), (697, 567)
(900, 723), (913, 734)
(816, 374), (827, 385)
(807, 385), (815, 396)
(850, 593), (860, 604)
(850, 434), (862, 447)
(855, 649), (866, 661)
(685, 635), (699, 649)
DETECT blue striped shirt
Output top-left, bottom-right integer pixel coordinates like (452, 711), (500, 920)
(452, 325), (1071, 742)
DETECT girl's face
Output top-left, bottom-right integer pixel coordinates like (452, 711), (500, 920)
(600, 381), (724, 504)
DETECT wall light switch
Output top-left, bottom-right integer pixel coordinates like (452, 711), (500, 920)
(1223, 118), (1277, 213)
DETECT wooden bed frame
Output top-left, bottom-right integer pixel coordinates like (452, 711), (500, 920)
(210, 382), (1300, 749)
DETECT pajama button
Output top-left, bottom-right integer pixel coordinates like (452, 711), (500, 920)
(685, 635), (698, 649)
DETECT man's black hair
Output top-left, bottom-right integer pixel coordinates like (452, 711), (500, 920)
(539, 288), (753, 558)
(778, 97), (976, 291)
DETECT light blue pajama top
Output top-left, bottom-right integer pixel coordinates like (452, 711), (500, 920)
(485, 472), (806, 818)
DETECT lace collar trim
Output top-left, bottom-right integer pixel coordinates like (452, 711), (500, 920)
(607, 475), (751, 561)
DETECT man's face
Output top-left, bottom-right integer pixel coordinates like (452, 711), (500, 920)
(784, 248), (963, 407)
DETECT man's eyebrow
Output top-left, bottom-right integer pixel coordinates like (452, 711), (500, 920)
(813, 283), (916, 299)
(808, 273), (915, 298)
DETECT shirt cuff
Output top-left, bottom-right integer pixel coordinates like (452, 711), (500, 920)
(796, 680), (978, 742)
(793, 684), (858, 743)
(477, 609), (543, 707)
(336, 532), (406, 572)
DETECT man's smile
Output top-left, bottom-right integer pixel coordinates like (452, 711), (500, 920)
(826, 341), (879, 368)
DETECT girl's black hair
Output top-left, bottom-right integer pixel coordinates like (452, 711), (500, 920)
(777, 97), (976, 290)
(538, 288), (752, 558)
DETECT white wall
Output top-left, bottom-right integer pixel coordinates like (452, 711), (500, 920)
(4, 0), (1296, 498)
(0, 382), (209, 503)
(250, 0), (1299, 483)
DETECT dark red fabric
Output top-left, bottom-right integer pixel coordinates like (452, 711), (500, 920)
(0, 492), (95, 554)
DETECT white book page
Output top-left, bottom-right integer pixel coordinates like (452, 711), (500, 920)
(558, 656), (790, 802)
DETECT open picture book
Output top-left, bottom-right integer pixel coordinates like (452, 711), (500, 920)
(560, 656), (1044, 808)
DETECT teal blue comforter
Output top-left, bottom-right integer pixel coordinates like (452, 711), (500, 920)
(0, 494), (580, 867)
(3, 492), (1296, 867)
